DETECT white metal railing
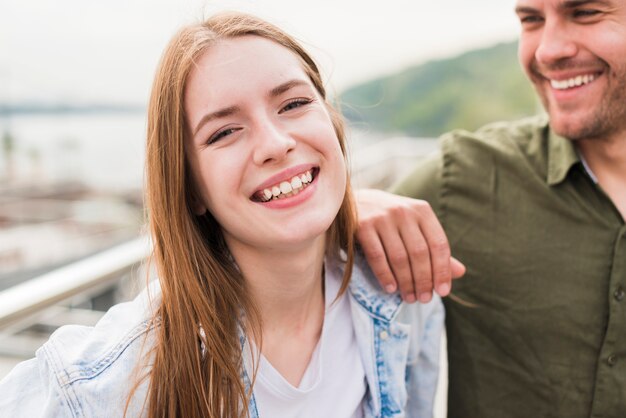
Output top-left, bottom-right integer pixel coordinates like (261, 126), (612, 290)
(0, 236), (151, 330)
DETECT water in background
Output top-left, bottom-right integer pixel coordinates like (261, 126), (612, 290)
(0, 113), (147, 192)
(0, 113), (148, 281)
(0, 112), (438, 192)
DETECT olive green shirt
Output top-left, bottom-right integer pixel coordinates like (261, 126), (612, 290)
(393, 116), (626, 418)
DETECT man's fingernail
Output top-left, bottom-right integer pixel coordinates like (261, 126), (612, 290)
(404, 293), (416, 303)
(385, 284), (397, 293)
(418, 292), (432, 303)
(438, 283), (451, 296)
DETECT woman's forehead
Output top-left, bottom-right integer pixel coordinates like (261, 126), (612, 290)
(184, 36), (315, 125)
(191, 36), (309, 85)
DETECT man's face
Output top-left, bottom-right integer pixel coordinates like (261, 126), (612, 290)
(516, 0), (626, 141)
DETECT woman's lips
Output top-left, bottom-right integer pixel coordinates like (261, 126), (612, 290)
(251, 167), (318, 202)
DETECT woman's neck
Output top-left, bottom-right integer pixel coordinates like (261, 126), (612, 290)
(227, 235), (328, 386)
(227, 234), (327, 332)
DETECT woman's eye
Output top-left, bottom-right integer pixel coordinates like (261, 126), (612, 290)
(279, 98), (312, 114)
(208, 127), (238, 144)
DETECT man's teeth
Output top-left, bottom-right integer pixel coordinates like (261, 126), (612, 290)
(550, 74), (596, 90)
(259, 170), (314, 202)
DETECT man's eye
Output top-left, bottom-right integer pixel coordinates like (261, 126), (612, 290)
(519, 15), (544, 25)
(208, 127), (239, 144)
(279, 98), (312, 114)
(573, 9), (601, 19)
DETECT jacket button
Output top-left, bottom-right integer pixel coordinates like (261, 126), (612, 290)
(607, 355), (618, 367)
(614, 287), (625, 302)
(379, 330), (389, 340)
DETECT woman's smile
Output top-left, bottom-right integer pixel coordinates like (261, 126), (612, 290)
(252, 167), (318, 203)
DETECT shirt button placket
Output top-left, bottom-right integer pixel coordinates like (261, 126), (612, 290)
(607, 355), (618, 367)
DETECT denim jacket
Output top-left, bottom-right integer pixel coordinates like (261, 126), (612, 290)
(0, 254), (444, 417)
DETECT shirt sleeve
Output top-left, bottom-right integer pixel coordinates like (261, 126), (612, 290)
(391, 151), (444, 218)
(0, 355), (71, 417)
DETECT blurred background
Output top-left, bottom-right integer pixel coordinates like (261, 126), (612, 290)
(0, 0), (537, 413)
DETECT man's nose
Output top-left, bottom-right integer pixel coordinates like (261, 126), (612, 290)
(535, 19), (578, 66)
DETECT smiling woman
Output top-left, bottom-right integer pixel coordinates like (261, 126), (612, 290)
(0, 12), (444, 418)
(185, 35), (347, 252)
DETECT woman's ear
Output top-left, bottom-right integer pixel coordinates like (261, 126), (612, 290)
(190, 198), (207, 216)
(187, 177), (207, 215)
(185, 154), (207, 215)
(189, 188), (207, 215)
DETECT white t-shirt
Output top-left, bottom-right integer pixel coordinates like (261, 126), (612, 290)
(245, 267), (366, 418)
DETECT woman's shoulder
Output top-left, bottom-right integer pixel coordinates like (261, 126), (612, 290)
(43, 281), (160, 379)
(347, 250), (443, 324)
(0, 281), (161, 416)
(342, 248), (443, 322)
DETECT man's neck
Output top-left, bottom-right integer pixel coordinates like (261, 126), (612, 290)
(577, 135), (626, 221)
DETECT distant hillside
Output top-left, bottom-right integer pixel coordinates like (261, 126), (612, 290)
(340, 41), (539, 137)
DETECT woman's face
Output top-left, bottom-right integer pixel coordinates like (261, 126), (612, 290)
(184, 36), (347, 255)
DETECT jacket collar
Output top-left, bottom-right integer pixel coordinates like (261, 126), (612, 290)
(340, 251), (403, 322)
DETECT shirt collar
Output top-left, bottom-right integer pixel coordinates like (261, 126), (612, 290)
(578, 152), (599, 184)
(546, 124), (581, 186)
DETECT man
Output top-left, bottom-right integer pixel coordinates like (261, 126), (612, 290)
(356, 0), (626, 416)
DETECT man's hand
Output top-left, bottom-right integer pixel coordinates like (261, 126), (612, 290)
(355, 189), (465, 303)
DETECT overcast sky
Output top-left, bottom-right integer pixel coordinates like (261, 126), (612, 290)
(0, 0), (519, 105)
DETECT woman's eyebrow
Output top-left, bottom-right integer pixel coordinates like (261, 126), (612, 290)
(269, 79), (310, 98)
(193, 105), (241, 137)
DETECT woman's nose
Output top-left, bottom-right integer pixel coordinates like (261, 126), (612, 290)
(251, 120), (297, 166)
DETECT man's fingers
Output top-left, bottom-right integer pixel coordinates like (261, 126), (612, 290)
(414, 203), (453, 297)
(356, 226), (398, 293)
(354, 189), (464, 302)
(398, 221), (433, 303)
(451, 257), (466, 279)
(378, 218), (416, 302)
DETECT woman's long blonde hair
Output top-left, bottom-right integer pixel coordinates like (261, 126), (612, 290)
(137, 12), (357, 418)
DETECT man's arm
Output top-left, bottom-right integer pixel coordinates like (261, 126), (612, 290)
(355, 153), (465, 303)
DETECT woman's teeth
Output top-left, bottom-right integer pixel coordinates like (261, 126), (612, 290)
(259, 170), (314, 202)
